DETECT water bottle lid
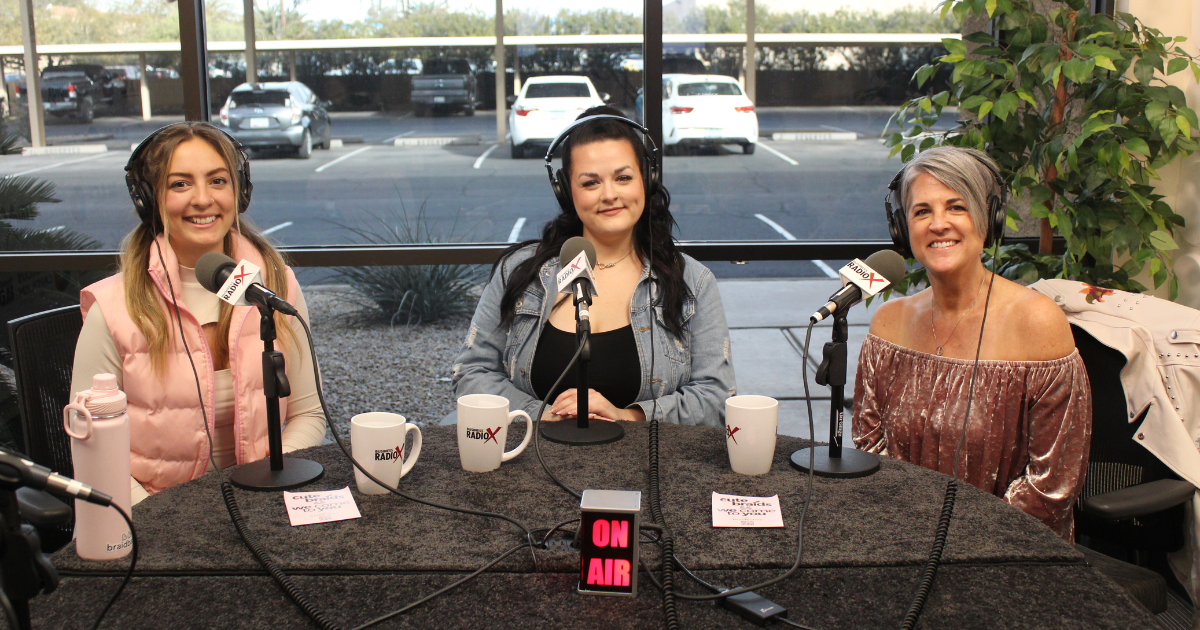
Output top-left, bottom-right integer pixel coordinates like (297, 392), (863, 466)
(84, 373), (126, 415)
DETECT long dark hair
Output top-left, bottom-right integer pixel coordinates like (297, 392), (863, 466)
(493, 106), (690, 337)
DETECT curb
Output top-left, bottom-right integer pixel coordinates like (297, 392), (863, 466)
(22, 144), (109, 156)
(771, 131), (858, 142)
(395, 134), (481, 147)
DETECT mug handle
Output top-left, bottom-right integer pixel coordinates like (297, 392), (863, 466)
(501, 410), (532, 462)
(399, 423), (422, 478)
(63, 392), (93, 440)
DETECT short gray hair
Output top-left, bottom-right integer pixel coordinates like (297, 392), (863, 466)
(895, 146), (1001, 240)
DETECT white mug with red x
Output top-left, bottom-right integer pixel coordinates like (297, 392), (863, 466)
(457, 394), (532, 473)
(725, 395), (779, 476)
(351, 412), (422, 494)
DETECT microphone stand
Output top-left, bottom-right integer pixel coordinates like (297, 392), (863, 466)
(790, 309), (879, 478)
(230, 306), (325, 490)
(541, 282), (624, 446)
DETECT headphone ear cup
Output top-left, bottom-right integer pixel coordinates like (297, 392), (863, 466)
(552, 168), (573, 213)
(885, 201), (912, 259)
(238, 161), (253, 213)
(986, 194), (1004, 248)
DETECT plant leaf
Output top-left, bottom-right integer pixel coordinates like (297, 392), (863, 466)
(1168, 56), (1190, 75)
(1149, 229), (1179, 250)
(1125, 137), (1151, 156)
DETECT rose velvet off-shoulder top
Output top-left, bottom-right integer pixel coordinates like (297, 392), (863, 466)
(852, 334), (1092, 542)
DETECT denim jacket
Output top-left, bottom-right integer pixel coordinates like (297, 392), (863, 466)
(452, 245), (735, 426)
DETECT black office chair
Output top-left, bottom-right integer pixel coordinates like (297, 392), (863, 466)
(9, 305), (84, 552)
(1071, 324), (1195, 615)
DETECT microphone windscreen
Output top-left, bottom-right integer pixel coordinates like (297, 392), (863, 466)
(195, 252), (238, 293)
(864, 250), (907, 286)
(559, 236), (597, 272)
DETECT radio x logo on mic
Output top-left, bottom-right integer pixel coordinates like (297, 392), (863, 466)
(234, 265), (252, 282)
(727, 426), (740, 444)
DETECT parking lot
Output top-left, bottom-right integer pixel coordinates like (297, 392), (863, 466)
(3, 106), (951, 278)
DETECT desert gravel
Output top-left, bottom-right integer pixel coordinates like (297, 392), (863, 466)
(304, 286), (469, 438)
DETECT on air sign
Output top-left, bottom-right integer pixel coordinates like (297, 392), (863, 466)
(578, 489), (640, 597)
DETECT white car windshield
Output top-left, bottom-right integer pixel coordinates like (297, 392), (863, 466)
(525, 83), (590, 98)
(677, 82), (743, 96)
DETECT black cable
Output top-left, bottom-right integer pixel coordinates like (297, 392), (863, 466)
(90, 503), (138, 630)
(221, 481), (341, 630)
(156, 241), (220, 475)
(530, 336), (588, 500)
(350, 543), (527, 630)
(296, 316), (533, 539)
(898, 244), (999, 630)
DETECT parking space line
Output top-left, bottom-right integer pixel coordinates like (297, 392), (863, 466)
(474, 143), (500, 169)
(40, 225), (64, 233)
(263, 221), (293, 235)
(756, 141), (799, 166)
(383, 131), (414, 143)
(811, 260), (839, 277)
(315, 146), (373, 173)
(507, 217), (526, 243)
(754, 213), (837, 278)
(5, 152), (115, 178)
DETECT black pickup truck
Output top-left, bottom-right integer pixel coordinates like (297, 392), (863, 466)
(410, 59), (478, 117)
(15, 64), (126, 123)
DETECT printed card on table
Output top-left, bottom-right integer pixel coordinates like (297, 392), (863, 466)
(711, 492), (784, 528)
(283, 487), (362, 527)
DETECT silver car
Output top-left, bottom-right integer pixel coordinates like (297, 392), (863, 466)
(219, 81), (332, 159)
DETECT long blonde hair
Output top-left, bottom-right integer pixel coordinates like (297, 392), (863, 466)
(119, 122), (294, 374)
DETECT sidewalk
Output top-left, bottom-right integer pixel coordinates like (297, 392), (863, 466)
(716, 277), (882, 441)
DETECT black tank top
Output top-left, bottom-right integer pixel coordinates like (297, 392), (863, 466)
(531, 323), (642, 410)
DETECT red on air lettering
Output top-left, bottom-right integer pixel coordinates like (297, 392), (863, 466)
(591, 519), (629, 548)
(593, 519), (610, 547)
(584, 558), (631, 587)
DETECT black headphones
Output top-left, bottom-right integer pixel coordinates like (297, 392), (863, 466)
(884, 151), (1007, 258)
(125, 122), (253, 228)
(544, 114), (661, 214)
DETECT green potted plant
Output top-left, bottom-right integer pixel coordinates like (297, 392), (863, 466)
(885, 0), (1199, 299)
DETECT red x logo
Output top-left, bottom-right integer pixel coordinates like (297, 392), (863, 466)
(727, 426), (740, 444)
(865, 273), (885, 287)
(234, 264), (252, 281)
(393, 446), (402, 459)
(484, 427), (501, 444)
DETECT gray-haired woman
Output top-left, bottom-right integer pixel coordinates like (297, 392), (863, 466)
(852, 146), (1091, 542)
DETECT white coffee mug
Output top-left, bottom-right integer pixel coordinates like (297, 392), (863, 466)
(457, 394), (532, 473)
(725, 395), (779, 476)
(351, 412), (422, 494)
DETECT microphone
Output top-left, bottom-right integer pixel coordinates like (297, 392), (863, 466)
(196, 252), (299, 316)
(0, 450), (113, 507)
(557, 237), (599, 312)
(811, 250), (907, 323)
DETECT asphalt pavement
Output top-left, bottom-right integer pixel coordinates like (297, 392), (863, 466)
(3, 106), (952, 279)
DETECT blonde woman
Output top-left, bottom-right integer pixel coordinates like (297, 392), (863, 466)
(70, 122), (326, 503)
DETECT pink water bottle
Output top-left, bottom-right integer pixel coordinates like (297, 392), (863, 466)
(63, 373), (132, 560)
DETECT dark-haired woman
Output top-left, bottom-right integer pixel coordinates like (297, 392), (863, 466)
(453, 107), (735, 426)
(70, 122), (326, 503)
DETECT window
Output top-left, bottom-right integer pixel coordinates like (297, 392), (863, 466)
(229, 91), (290, 106)
(676, 82), (743, 97)
(524, 83), (592, 99)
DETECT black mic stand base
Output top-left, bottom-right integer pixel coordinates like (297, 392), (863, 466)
(540, 421), (624, 446)
(229, 456), (325, 491)
(790, 446), (879, 479)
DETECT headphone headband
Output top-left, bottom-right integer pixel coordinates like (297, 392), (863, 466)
(543, 114), (661, 214)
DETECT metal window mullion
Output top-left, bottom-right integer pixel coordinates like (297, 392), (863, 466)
(177, 0), (210, 122)
(643, 0), (662, 151)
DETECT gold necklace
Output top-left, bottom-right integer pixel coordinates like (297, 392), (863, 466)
(930, 275), (986, 356)
(595, 249), (633, 270)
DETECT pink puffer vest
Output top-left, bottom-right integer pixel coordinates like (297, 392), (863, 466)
(80, 234), (300, 494)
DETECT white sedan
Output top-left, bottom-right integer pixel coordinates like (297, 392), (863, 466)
(508, 76), (608, 159)
(661, 74), (758, 155)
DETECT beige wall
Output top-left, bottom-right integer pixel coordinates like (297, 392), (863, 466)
(1122, 0), (1200, 306)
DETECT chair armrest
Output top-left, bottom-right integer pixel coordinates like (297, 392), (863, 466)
(1083, 479), (1196, 520)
